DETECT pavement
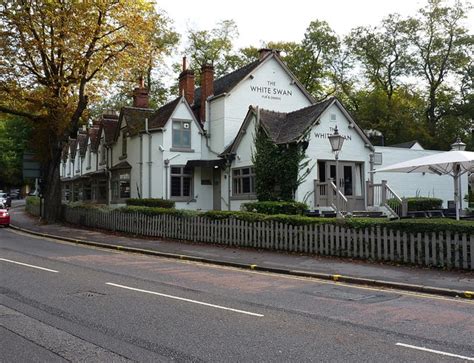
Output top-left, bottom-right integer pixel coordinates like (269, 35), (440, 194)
(7, 200), (474, 299)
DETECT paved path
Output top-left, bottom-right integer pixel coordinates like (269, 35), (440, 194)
(8, 202), (473, 295)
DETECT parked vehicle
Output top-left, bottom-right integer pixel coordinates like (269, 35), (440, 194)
(0, 205), (10, 227)
(9, 188), (21, 199)
(0, 193), (11, 208)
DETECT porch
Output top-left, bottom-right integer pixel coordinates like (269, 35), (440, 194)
(313, 160), (406, 217)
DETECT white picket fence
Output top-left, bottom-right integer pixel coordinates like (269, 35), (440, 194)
(63, 208), (474, 270)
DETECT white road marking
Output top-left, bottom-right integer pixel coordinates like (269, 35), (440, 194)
(106, 282), (264, 317)
(396, 343), (474, 361)
(0, 258), (59, 273)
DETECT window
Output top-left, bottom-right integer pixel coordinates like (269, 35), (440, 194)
(121, 131), (127, 157)
(111, 171), (130, 201)
(170, 166), (192, 199)
(233, 167), (255, 196)
(172, 120), (191, 149)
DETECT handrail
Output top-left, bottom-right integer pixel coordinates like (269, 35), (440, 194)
(386, 184), (402, 203)
(367, 180), (406, 218)
(329, 181), (348, 203)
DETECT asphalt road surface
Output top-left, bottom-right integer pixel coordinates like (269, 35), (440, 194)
(1, 227), (473, 362)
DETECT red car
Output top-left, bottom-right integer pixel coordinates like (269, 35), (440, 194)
(0, 207), (10, 227)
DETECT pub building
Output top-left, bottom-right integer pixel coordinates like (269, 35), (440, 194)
(60, 49), (468, 216)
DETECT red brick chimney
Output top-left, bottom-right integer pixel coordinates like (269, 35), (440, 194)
(200, 64), (214, 123)
(132, 76), (149, 108)
(178, 57), (195, 105)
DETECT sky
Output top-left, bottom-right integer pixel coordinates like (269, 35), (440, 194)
(157, 0), (474, 50)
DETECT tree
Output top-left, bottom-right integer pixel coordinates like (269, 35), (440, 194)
(0, 1), (177, 221)
(183, 19), (239, 79)
(402, 0), (472, 143)
(294, 20), (340, 100)
(0, 115), (32, 189)
(346, 15), (409, 103)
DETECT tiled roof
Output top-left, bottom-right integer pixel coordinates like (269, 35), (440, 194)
(61, 143), (69, 161)
(388, 140), (421, 148)
(148, 97), (181, 129)
(89, 126), (101, 152)
(103, 118), (119, 145)
(193, 60), (260, 109)
(77, 132), (88, 157)
(120, 106), (155, 136)
(69, 138), (78, 158)
(260, 98), (334, 144)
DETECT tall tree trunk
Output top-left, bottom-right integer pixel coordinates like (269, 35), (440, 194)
(427, 87), (437, 137)
(42, 144), (62, 222)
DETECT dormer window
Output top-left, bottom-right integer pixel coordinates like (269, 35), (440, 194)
(172, 120), (191, 149)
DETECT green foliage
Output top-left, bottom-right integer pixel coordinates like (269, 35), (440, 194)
(66, 204), (474, 234)
(0, 116), (32, 188)
(182, 20), (239, 80)
(388, 197), (443, 211)
(242, 201), (308, 215)
(119, 205), (195, 218)
(26, 196), (40, 206)
(253, 126), (311, 201)
(126, 198), (175, 209)
(407, 197), (443, 211)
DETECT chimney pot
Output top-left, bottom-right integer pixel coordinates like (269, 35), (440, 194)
(178, 58), (195, 105)
(133, 77), (149, 108)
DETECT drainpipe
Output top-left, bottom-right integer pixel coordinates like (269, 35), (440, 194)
(164, 154), (180, 200)
(139, 134), (143, 198)
(227, 162), (231, 211)
(145, 118), (152, 198)
(164, 158), (169, 200)
(106, 146), (112, 205)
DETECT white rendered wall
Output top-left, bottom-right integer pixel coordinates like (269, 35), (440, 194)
(374, 146), (468, 208)
(209, 57), (313, 153)
(155, 100), (212, 210)
(298, 104), (372, 208)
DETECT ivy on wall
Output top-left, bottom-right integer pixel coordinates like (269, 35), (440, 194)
(252, 125), (312, 201)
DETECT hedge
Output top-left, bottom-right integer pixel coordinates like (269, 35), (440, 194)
(107, 206), (474, 234)
(241, 200), (308, 215)
(387, 197), (443, 211)
(126, 198), (175, 209)
(26, 196), (40, 206)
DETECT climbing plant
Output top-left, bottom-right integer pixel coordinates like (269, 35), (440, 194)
(252, 125), (312, 201)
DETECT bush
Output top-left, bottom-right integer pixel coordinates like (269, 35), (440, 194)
(387, 197), (443, 211)
(126, 198), (175, 209)
(242, 201), (308, 215)
(66, 205), (474, 235)
(406, 197), (443, 211)
(26, 196), (40, 206)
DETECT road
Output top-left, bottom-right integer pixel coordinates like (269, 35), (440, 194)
(1, 226), (473, 362)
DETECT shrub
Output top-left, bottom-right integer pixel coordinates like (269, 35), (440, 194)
(406, 197), (443, 211)
(26, 196), (40, 206)
(65, 205), (474, 234)
(242, 200), (308, 215)
(387, 197), (443, 212)
(126, 198), (175, 209)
